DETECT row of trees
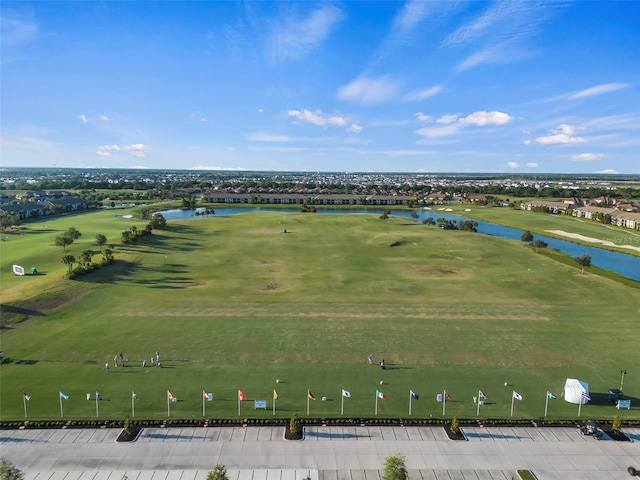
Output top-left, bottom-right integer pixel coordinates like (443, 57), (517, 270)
(521, 230), (591, 272)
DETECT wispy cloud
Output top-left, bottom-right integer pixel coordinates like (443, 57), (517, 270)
(459, 111), (513, 126)
(287, 109), (347, 128)
(79, 114), (88, 124)
(0, 14), (38, 45)
(246, 132), (292, 142)
(337, 75), (402, 106)
(401, 85), (443, 102)
(267, 5), (343, 63)
(569, 83), (630, 100)
(446, 1), (564, 72)
(572, 153), (605, 162)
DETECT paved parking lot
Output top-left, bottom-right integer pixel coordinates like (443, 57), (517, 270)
(1, 426), (638, 480)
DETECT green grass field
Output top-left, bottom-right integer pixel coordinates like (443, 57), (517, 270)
(1, 209), (639, 421)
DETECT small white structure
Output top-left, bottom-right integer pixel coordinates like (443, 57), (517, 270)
(564, 378), (589, 404)
(13, 265), (25, 276)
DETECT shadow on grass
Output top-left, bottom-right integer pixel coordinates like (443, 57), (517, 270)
(305, 431), (367, 439)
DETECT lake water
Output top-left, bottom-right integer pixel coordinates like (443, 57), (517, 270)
(157, 207), (640, 282)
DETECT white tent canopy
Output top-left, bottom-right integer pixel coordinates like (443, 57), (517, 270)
(564, 378), (589, 404)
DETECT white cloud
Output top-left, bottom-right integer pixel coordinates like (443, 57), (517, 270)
(348, 123), (363, 133)
(100, 115), (109, 122)
(595, 169), (618, 174)
(401, 85), (443, 102)
(79, 114), (88, 124)
(459, 111), (513, 126)
(572, 153), (605, 162)
(525, 162), (539, 168)
(287, 109), (347, 128)
(436, 114), (459, 125)
(337, 75), (401, 106)
(569, 83), (630, 100)
(96, 143), (151, 158)
(534, 124), (586, 145)
(267, 5), (343, 63)
(415, 112), (432, 122)
(507, 162), (519, 168)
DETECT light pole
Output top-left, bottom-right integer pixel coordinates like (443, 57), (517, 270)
(620, 369), (627, 392)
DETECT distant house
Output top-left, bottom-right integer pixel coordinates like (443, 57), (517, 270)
(259, 193), (307, 205)
(0, 202), (47, 219)
(466, 193), (490, 202)
(572, 205), (615, 220)
(366, 194), (414, 206)
(314, 194), (360, 205)
(206, 192), (252, 204)
(425, 192), (447, 202)
(49, 197), (88, 212)
(520, 200), (569, 214)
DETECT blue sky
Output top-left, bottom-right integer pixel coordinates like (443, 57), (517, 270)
(1, 1), (639, 173)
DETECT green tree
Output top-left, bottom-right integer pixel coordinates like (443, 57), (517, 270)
(575, 254), (591, 274)
(410, 211), (419, 221)
(532, 239), (548, 253)
(612, 415), (621, 434)
(521, 230), (533, 243)
(150, 213), (167, 229)
(382, 454), (407, 480)
(55, 234), (74, 252)
(206, 464), (229, 480)
(78, 250), (94, 269)
(61, 254), (75, 274)
(66, 227), (82, 240)
(450, 415), (460, 434)
(0, 458), (25, 480)
(289, 413), (300, 435)
(101, 247), (114, 265)
(96, 233), (107, 246)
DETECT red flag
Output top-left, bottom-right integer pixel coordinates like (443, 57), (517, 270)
(238, 390), (247, 401)
(444, 391), (452, 401)
(167, 391), (177, 402)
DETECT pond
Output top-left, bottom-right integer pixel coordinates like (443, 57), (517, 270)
(157, 207), (640, 282)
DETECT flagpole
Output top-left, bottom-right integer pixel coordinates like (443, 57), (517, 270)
(60, 393), (64, 418)
(443, 390), (446, 416)
(23, 395), (27, 418)
(238, 394), (241, 416)
(544, 392), (549, 417)
(510, 393), (515, 417)
(307, 393), (310, 416)
(167, 392), (170, 417)
(203, 390), (206, 417)
(476, 390), (481, 417)
(578, 400), (582, 417)
(96, 393), (99, 418)
(375, 392), (378, 416)
(409, 391), (412, 416)
(132, 392), (135, 418)
(273, 395), (276, 416)
(341, 392), (344, 416)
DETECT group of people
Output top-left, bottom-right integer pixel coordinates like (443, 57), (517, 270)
(105, 351), (161, 372)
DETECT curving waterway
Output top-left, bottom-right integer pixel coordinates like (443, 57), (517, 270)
(157, 207), (640, 282)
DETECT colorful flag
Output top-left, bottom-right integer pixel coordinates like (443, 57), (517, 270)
(132, 392), (139, 400)
(308, 390), (316, 400)
(547, 391), (557, 400)
(581, 391), (591, 401)
(238, 390), (247, 401)
(23, 392), (31, 401)
(512, 391), (522, 401)
(342, 389), (351, 398)
(479, 391), (488, 399)
(96, 391), (103, 401)
(444, 390), (452, 401)
(273, 390), (278, 401)
(167, 391), (177, 402)
(203, 391), (213, 401)
(59, 392), (69, 400)
(410, 390), (419, 400)
(376, 390), (386, 400)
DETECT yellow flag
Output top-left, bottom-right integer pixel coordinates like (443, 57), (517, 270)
(273, 389), (278, 400)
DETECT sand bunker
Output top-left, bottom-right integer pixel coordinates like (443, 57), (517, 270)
(545, 230), (640, 253)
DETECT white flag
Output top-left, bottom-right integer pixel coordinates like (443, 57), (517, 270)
(513, 391), (522, 401)
(342, 389), (351, 398)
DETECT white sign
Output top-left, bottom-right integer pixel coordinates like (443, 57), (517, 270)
(617, 399), (631, 409)
(13, 265), (25, 276)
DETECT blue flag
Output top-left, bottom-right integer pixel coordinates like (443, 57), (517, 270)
(547, 391), (557, 400)
(410, 390), (419, 400)
(59, 391), (69, 400)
